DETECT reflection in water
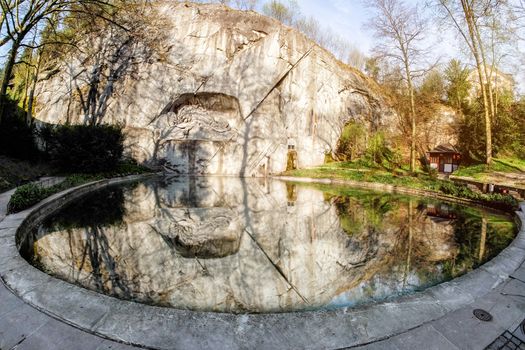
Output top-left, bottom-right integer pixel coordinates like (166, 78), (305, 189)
(20, 177), (517, 313)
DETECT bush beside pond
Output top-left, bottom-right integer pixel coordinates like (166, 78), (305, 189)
(284, 164), (520, 212)
(7, 162), (150, 214)
(7, 183), (54, 213)
(439, 181), (519, 212)
(43, 124), (124, 173)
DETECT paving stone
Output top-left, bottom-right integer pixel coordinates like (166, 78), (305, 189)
(486, 330), (525, 350)
(432, 306), (506, 350)
(0, 254), (28, 275)
(512, 320), (525, 342)
(15, 318), (105, 350)
(342, 293), (447, 342)
(449, 268), (505, 300)
(0, 303), (50, 349)
(500, 279), (525, 304)
(473, 290), (525, 330)
(351, 340), (401, 350)
(481, 246), (525, 279)
(0, 217), (25, 229)
(0, 283), (26, 319)
(1, 261), (54, 297)
(96, 340), (140, 350)
(510, 233), (525, 250)
(0, 226), (16, 238)
(390, 324), (460, 350)
(0, 234), (16, 248)
(426, 282), (475, 311)
(20, 278), (113, 333)
(511, 265), (525, 283)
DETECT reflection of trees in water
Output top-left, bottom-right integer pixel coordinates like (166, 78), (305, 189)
(331, 192), (515, 292)
(22, 185), (129, 265)
(27, 184), (140, 301)
(24, 179), (518, 311)
(45, 186), (129, 230)
(333, 193), (397, 235)
(80, 225), (132, 298)
(442, 212), (516, 279)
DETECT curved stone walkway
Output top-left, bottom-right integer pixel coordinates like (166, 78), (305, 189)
(0, 178), (524, 350)
(0, 179), (136, 350)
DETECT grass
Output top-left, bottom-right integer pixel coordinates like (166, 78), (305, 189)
(283, 160), (519, 212)
(454, 157), (525, 179)
(7, 161), (152, 214)
(284, 163), (443, 191)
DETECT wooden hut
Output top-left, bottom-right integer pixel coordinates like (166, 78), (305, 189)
(428, 144), (461, 174)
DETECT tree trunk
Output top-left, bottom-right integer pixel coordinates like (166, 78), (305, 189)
(403, 199), (414, 287)
(473, 20), (496, 122)
(0, 38), (22, 125)
(409, 83), (416, 172)
(27, 50), (43, 125)
(404, 56), (417, 173)
(479, 216), (487, 262)
(462, 0), (492, 166)
(22, 63), (32, 112)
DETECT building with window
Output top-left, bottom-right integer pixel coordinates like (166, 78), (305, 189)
(428, 144), (461, 174)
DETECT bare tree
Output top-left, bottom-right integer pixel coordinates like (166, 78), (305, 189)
(512, 0), (525, 31)
(365, 0), (429, 172)
(0, 0), (119, 124)
(232, 0), (259, 10)
(347, 47), (368, 70)
(64, 2), (167, 125)
(262, 0), (300, 26)
(434, 0), (511, 166)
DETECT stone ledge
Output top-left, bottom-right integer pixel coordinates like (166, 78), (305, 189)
(0, 175), (523, 350)
(274, 175), (519, 211)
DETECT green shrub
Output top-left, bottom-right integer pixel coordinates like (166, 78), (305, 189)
(7, 183), (52, 213)
(0, 98), (40, 160)
(115, 160), (149, 174)
(45, 125), (124, 173)
(438, 181), (519, 211)
(7, 175), (100, 213)
(482, 193), (520, 212)
(364, 133), (402, 171)
(336, 122), (367, 161)
(439, 182), (476, 198)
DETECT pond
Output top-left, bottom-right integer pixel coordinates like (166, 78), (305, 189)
(19, 177), (517, 314)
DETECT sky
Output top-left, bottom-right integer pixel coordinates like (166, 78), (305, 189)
(294, 0), (459, 61)
(298, 0), (375, 53)
(293, 0), (524, 93)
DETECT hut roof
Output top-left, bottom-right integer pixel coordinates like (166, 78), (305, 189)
(429, 144), (460, 154)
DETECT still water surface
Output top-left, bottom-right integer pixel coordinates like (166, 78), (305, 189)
(19, 177), (517, 313)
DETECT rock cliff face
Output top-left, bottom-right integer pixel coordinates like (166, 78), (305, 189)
(34, 2), (394, 176)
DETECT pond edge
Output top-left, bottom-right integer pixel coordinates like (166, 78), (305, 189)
(0, 174), (523, 350)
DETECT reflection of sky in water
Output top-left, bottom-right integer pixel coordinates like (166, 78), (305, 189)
(328, 266), (445, 309)
(19, 177), (517, 314)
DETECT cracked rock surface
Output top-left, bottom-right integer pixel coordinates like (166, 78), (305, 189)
(33, 2), (395, 176)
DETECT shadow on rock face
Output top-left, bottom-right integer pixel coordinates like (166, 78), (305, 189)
(170, 234), (242, 259)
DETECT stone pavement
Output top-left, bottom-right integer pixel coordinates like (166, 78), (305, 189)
(0, 178), (524, 350)
(351, 274), (525, 350)
(0, 280), (136, 350)
(0, 179), (137, 350)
